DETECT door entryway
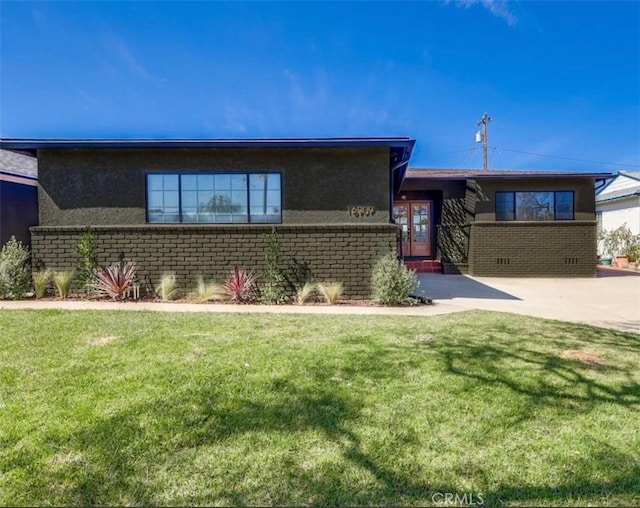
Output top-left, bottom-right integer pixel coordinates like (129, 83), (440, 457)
(392, 201), (433, 258)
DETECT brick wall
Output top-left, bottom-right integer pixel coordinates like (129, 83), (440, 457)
(469, 221), (597, 277)
(31, 224), (399, 299)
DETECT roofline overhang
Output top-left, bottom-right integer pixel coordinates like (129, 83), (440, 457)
(405, 171), (612, 180)
(0, 137), (415, 154)
(596, 192), (640, 204)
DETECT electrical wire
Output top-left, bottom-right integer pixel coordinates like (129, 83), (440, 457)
(493, 147), (640, 169)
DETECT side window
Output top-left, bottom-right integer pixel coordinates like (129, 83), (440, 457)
(495, 190), (575, 221)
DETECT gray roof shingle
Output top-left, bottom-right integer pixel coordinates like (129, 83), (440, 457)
(0, 149), (37, 179)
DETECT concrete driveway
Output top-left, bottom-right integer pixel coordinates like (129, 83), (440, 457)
(415, 269), (640, 333)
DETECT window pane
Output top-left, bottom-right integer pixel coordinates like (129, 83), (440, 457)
(197, 174), (213, 189)
(164, 191), (179, 208)
(249, 174), (267, 190)
(495, 192), (514, 221)
(148, 175), (164, 191)
(198, 191), (214, 210)
(231, 190), (247, 208)
(182, 175), (197, 190)
(266, 190), (280, 207)
(250, 190), (265, 208)
(182, 191), (197, 208)
(148, 190), (164, 208)
(231, 174), (247, 190)
(555, 191), (574, 220)
(516, 192), (553, 221)
(214, 174), (231, 190)
(267, 174), (281, 190)
(164, 175), (179, 190)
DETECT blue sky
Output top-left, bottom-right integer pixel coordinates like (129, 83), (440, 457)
(1, 0), (638, 170)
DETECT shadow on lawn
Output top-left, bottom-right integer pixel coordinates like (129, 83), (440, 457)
(22, 318), (640, 505)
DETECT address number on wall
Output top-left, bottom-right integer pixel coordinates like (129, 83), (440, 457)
(348, 205), (376, 217)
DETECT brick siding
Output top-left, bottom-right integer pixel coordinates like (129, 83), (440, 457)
(469, 221), (597, 277)
(31, 224), (399, 299)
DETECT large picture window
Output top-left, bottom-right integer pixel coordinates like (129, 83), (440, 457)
(147, 173), (281, 223)
(495, 191), (574, 221)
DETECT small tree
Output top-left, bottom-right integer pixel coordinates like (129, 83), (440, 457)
(371, 250), (418, 306)
(0, 236), (31, 300)
(260, 228), (287, 304)
(76, 227), (98, 292)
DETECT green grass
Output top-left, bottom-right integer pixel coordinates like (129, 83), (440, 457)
(1, 310), (639, 506)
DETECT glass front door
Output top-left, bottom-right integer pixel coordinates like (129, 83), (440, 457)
(393, 201), (432, 257)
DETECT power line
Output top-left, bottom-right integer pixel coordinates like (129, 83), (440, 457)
(494, 147), (640, 169)
(428, 147), (478, 157)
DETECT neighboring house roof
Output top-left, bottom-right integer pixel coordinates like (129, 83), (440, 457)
(596, 171), (640, 203)
(405, 168), (611, 180)
(0, 149), (38, 180)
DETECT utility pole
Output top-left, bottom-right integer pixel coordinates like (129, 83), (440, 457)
(476, 113), (491, 171)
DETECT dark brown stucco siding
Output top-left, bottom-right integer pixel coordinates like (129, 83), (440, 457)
(37, 147), (390, 226)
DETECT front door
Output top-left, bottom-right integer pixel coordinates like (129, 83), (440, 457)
(393, 201), (432, 257)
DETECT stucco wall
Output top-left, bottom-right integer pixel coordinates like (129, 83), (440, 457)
(597, 197), (640, 237)
(37, 147), (391, 226)
(474, 177), (596, 221)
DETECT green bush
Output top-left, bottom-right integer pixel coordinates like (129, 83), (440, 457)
(625, 243), (640, 263)
(371, 251), (418, 306)
(0, 236), (31, 300)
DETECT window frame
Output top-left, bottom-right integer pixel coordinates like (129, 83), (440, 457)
(495, 190), (575, 221)
(145, 171), (283, 224)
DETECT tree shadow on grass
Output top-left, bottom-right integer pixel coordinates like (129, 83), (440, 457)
(11, 318), (640, 505)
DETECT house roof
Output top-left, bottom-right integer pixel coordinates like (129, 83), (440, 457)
(405, 168), (612, 180)
(595, 171), (640, 203)
(0, 149), (37, 179)
(595, 185), (640, 203)
(0, 136), (415, 155)
(0, 136), (416, 194)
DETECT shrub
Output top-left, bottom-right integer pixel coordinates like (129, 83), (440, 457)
(371, 251), (418, 306)
(94, 262), (137, 300)
(76, 226), (98, 291)
(296, 281), (316, 304)
(224, 267), (258, 303)
(0, 236), (31, 300)
(625, 243), (640, 263)
(260, 229), (287, 304)
(193, 276), (227, 302)
(32, 270), (51, 299)
(317, 282), (343, 305)
(155, 273), (179, 301)
(53, 271), (75, 299)
(600, 224), (635, 258)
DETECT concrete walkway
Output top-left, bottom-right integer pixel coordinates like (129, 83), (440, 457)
(1, 270), (638, 333)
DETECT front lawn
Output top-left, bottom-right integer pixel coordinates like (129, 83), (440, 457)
(1, 310), (639, 506)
